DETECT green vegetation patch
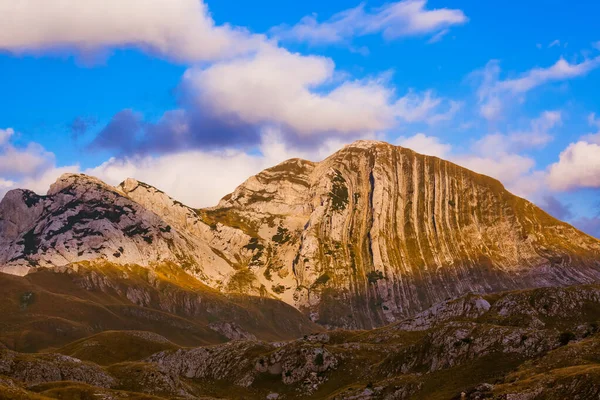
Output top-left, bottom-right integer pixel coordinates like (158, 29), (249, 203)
(367, 271), (385, 284)
(272, 284), (286, 294)
(272, 226), (291, 244)
(329, 170), (349, 212)
(227, 269), (257, 292)
(314, 273), (331, 286)
(19, 291), (35, 310)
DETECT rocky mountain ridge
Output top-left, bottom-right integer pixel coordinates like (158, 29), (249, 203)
(1, 140), (600, 328)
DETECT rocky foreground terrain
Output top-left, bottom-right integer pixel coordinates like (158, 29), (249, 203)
(2, 277), (600, 399)
(1, 141), (600, 329)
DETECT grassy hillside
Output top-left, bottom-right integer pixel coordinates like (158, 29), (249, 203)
(0, 261), (320, 352)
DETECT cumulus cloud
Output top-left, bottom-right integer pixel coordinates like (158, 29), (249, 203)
(498, 57), (600, 94)
(0, 129), (79, 199)
(395, 133), (451, 158)
(272, 0), (467, 45)
(0, 128), (56, 180)
(183, 47), (393, 136)
(87, 130), (351, 207)
(1, 127), (351, 208)
(474, 57), (600, 120)
(88, 46), (458, 154)
(183, 48), (458, 136)
(547, 141), (600, 191)
(0, 128), (14, 146)
(395, 113), (557, 199)
(0, 0), (265, 62)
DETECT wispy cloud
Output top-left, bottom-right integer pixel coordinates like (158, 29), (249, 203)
(474, 56), (600, 120)
(548, 39), (561, 48)
(272, 0), (467, 46)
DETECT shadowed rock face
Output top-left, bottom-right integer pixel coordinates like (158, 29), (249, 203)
(1, 141), (600, 329)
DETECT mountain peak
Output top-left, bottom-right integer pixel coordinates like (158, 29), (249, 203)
(343, 139), (389, 150)
(47, 173), (116, 196)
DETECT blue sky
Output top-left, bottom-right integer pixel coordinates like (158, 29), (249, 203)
(0, 0), (599, 237)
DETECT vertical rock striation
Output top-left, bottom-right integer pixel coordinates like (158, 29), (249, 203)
(1, 141), (599, 329)
(212, 140), (600, 328)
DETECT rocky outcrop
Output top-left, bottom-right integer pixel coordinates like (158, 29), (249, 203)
(1, 141), (600, 329)
(0, 174), (194, 275)
(0, 348), (115, 388)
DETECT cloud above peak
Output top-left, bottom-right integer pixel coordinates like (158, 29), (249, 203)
(272, 0), (467, 45)
(0, 0), (265, 62)
(88, 45), (459, 155)
(184, 47), (454, 137)
(475, 56), (600, 120)
(0, 128), (57, 181)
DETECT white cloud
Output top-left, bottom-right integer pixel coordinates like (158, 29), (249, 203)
(183, 46), (457, 138)
(396, 133), (451, 158)
(0, 128), (56, 179)
(272, 0), (467, 45)
(395, 112), (557, 199)
(475, 57), (600, 120)
(395, 91), (461, 124)
(0, 0), (265, 62)
(0, 178), (14, 190)
(498, 57), (600, 94)
(455, 153), (538, 194)
(547, 141), (600, 191)
(0, 129), (343, 207)
(17, 165), (80, 195)
(87, 151), (265, 207)
(474, 111), (561, 155)
(87, 129), (353, 207)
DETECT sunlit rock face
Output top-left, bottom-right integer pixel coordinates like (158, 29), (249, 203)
(2, 141), (600, 329)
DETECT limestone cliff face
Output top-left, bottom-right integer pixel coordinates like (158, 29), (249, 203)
(208, 140), (600, 328)
(0, 174), (233, 284)
(1, 141), (600, 329)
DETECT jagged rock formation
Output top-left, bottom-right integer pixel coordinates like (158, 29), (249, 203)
(1, 141), (600, 329)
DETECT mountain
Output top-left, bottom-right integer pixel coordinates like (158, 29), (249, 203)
(1, 140), (600, 329)
(2, 283), (600, 399)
